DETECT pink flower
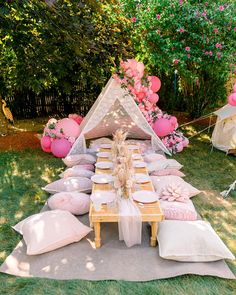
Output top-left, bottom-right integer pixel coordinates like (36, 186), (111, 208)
(185, 47), (190, 52)
(217, 52), (221, 59)
(179, 28), (185, 33)
(187, 54), (190, 58)
(213, 28), (219, 33)
(156, 14), (161, 19)
(202, 12), (207, 17)
(209, 51), (213, 56)
(173, 59), (179, 65)
(156, 29), (161, 35)
(219, 5), (224, 11)
(215, 43), (222, 49)
(234, 27), (236, 32)
(131, 17), (137, 22)
(179, 0), (183, 5)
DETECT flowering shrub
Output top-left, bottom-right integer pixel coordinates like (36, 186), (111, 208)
(119, 0), (236, 117)
(114, 59), (188, 153)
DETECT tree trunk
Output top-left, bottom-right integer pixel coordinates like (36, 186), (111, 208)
(0, 100), (9, 135)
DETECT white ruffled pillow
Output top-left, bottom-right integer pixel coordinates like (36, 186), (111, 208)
(59, 167), (94, 179)
(151, 175), (201, 198)
(13, 210), (92, 255)
(147, 159), (183, 172)
(42, 177), (92, 194)
(48, 192), (90, 215)
(143, 153), (166, 163)
(157, 220), (235, 262)
(63, 154), (96, 167)
(89, 138), (112, 150)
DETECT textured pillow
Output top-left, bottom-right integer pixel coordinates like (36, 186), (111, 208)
(74, 164), (95, 171)
(151, 169), (185, 177)
(151, 175), (201, 198)
(148, 159), (183, 173)
(59, 167), (94, 179)
(143, 153), (166, 163)
(42, 177), (92, 194)
(63, 154), (96, 167)
(160, 199), (197, 221)
(157, 220), (235, 262)
(13, 210), (92, 255)
(90, 137), (112, 150)
(48, 192), (90, 215)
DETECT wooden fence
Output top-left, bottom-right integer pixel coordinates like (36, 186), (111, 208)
(6, 89), (99, 119)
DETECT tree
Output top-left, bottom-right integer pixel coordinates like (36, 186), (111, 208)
(119, 0), (236, 117)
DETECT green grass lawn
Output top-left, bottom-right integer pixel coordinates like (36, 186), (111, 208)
(0, 125), (235, 295)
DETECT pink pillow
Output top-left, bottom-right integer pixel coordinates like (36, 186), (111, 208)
(59, 167), (94, 179)
(63, 154), (96, 167)
(160, 199), (197, 221)
(42, 177), (92, 194)
(151, 175), (201, 198)
(74, 164), (95, 171)
(143, 153), (166, 163)
(151, 169), (185, 177)
(48, 192), (90, 215)
(13, 210), (92, 255)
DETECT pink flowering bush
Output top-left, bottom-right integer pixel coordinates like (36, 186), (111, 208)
(114, 59), (188, 153)
(119, 0), (236, 118)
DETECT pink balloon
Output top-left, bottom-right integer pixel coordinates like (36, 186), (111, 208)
(149, 76), (161, 92)
(233, 83), (236, 93)
(148, 93), (159, 104)
(228, 93), (236, 106)
(170, 116), (178, 130)
(57, 118), (81, 138)
(40, 136), (52, 153)
(51, 138), (71, 158)
(153, 118), (173, 137)
(136, 92), (146, 101)
(182, 138), (189, 147)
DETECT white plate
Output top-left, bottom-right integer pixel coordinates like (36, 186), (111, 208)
(133, 173), (150, 184)
(133, 161), (147, 168)
(100, 143), (112, 149)
(128, 145), (139, 150)
(132, 154), (142, 160)
(90, 191), (116, 204)
(95, 161), (114, 169)
(132, 190), (158, 203)
(97, 152), (111, 158)
(91, 174), (114, 184)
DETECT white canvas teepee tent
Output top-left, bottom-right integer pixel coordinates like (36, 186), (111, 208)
(211, 104), (236, 153)
(68, 77), (170, 156)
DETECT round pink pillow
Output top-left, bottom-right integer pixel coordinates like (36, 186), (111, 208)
(48, 192), (90, 215)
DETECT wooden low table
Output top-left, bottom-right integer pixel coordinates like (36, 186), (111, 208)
(89, 147), (164, 248)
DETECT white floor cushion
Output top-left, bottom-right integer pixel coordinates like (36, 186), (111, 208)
(148, 159), (183, 172)
(13, 210), (92, 255)
(59, 167), (94, 179)
(157, 220), (235, 262)
(42, 177), (92, 194)
(48, 192), (90, 215)
(62, 154), (96, 167)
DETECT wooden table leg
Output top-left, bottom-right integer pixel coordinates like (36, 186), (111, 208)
(150, 222), (157, 247)
(94, 222), (101, 248)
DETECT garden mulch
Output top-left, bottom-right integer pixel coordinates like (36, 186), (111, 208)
(0, 131), (40, 151)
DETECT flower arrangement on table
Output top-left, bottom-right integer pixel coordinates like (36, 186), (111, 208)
(112, 129), (134, 199)
(113, 59), (188, 153)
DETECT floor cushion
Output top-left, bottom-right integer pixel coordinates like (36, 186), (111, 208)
(143, 153), (166, 163)
(148, 159), (183, 173)
(42, 177), (92, 194)
(157, 220), (235, 262)
(151, 175), (201, 198)
(160, 199), (197, 221)
(13, 210), (92, 255)
(48, 192), (90, 215)
(59, 167), (94, 179)
(151, 169), (185, 177)
(63, 154), (96, 167)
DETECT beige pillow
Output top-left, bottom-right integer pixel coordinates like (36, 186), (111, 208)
(59, 167), (94, 179)
(147, 159), (183, 172)
(48, 192), (90, 215)
(42, 177), (92, 194)
(151, 175), (201, 198)
(63, 154), (96, 167)
(157, 220), (235, 262)
(13, 210), (92, 255)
